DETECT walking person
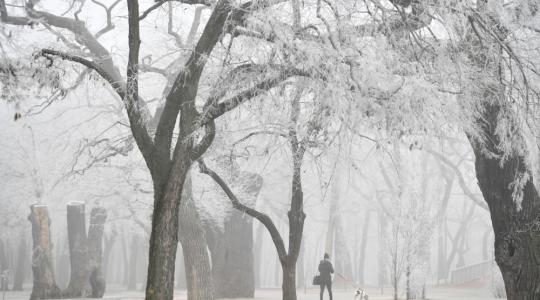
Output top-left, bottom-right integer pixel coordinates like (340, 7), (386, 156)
(318, 253), (334, 300)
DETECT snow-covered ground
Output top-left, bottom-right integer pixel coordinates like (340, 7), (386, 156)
(2, 286), (504, 300)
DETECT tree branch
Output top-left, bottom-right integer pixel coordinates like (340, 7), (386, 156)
(197, 159), (287, 262)
(197, 68), (312, 127)
(425, 149), (489, 211)
(91, 0), (121, 39)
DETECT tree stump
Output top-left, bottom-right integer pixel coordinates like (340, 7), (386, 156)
(28, 205), (61, 300)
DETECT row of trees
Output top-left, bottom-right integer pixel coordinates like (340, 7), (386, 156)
(2, 0), (540, 300)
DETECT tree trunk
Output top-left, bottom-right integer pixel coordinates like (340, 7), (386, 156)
(64, 202), (91, 297)
(28, 204), (62, 300)
(377, 210), (388, 291)
(207, 212), (254, 298)
(102, 230), (117, 282)
(357, 210), (370, 285)
(121, 233), (129, 287)
(0, 239), (7, 291)
(178, 174), (214, 300)
(296, 244), (304, 289)
(469, 101), (540, 300)
(88, 207), (107, 297)
(208, 170), (261, 298)
(282, 262), (297, 300)
(128, 235), (139, 290)
(12, 235), (28, 291)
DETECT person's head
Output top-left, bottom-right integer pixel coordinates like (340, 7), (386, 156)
(324, 253), (330, 260)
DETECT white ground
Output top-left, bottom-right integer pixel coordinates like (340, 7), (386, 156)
(2, 286), (504, 300)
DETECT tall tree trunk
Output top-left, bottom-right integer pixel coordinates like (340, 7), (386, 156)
(28, 204), (61, 300)
(0, 239), (7, 291)
(208, 170), (261, 298)
(207, 210), (255, 298)
(357, 210), (370, 285)
(377, 209), (387, 291)
(102, 230), (117, 282)
(88, 207), (107, 297)
(12, 235), (28, 291)
(178, 174), (214, 300)
(64, 202), (91, 297)
(144, 164), (187, 300)
(121, 233), (129, 287)
(469, 100), (540, 299)
(128, 235), (139, 291)
(296, 244), (304, 289)
(282, 262), (297, 300)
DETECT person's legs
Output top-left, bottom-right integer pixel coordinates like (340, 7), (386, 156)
(327, 281), (333, 300)
(320, 283), (326, 300)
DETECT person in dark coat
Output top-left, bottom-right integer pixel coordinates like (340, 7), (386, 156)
(318, 253), (334, 300)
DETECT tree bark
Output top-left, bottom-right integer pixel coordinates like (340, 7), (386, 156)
(282, 262), (297, 300)
(178, 174), (214, 300)
(468, 100), (540, 300)
(88, 207), (107, 297)
(64, 202), (91, 297)
(12, 235), (28, 291)
(28, 204), (62, 300)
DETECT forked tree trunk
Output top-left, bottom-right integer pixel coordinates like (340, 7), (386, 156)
(88, 207), (107, 297)
(28, 205), (62, 300)
(12, 235), (28, 291)
(64, 202), (91, 297)
(178, 174), (214, 300)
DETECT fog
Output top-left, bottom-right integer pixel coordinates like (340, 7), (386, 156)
(1, 0), (540, 300)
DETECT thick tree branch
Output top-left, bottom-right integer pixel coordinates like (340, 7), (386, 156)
(197, 159), (287, 262)
(40, 49), (125, 97)
(197, 68), (312, 127)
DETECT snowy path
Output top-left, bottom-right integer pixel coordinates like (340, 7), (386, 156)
(3, 286), (503, 300)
